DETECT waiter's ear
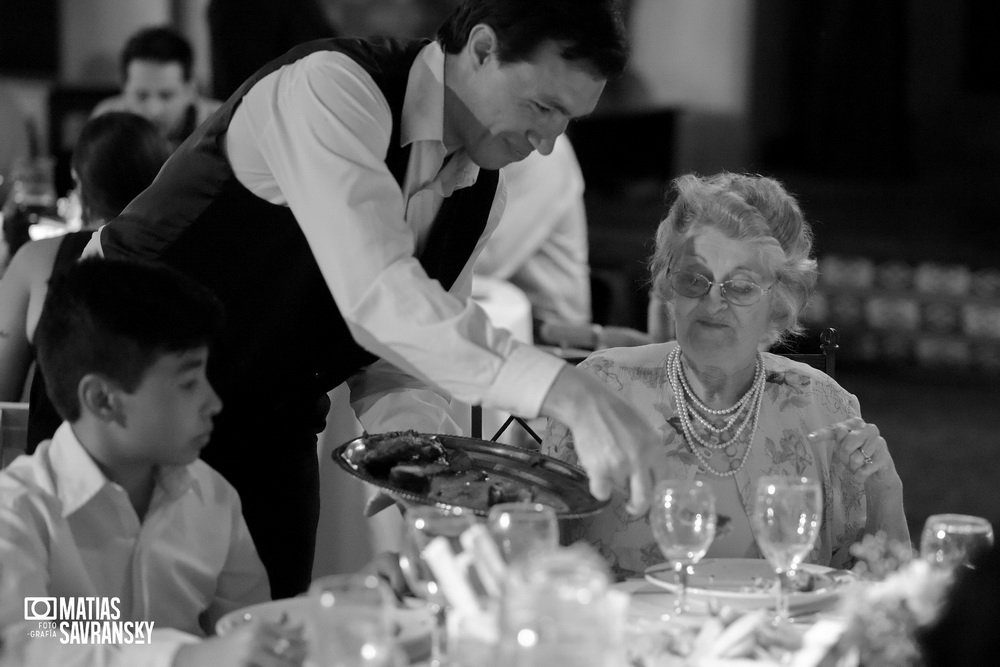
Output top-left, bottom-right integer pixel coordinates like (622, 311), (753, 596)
(467, 24), (497, 69)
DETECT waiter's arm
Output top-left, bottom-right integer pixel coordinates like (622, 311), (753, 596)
(227, 50), (657, 513)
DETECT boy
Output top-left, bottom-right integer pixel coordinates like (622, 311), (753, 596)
(0, 258), (304, 666)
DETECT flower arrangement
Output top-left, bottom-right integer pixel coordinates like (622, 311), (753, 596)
(832, 532), (955, 667)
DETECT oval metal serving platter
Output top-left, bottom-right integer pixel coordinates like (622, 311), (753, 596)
(333, 432), (609, 519)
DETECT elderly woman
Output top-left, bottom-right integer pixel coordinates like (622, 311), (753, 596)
(542, 172), (908, 575)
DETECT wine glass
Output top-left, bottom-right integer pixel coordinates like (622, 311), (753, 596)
(487, 502), (559, 564)
(920, 514), (995, 569)
(309, 573), (394, 666)
(752, 476), (822, 624)
(498, 544), (619, 667)
(398, 505), (477, 666)
(650, 480), (717, 615)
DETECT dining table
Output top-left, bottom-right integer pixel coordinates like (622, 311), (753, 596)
(389, 575), (850, 667)
(608, 577), (848, 667)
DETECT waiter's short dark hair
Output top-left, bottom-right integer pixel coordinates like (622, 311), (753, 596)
(120, 26), (194, 81)
(35, 258), (224, 422)
(436, 0), (629, 79)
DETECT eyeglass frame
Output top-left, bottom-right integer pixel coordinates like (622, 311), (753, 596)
(666, 269), (773, 306)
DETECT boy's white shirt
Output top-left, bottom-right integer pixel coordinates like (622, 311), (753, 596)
(0, 422), (270, 666)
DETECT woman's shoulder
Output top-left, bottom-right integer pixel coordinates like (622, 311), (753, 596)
(576, 342), (677, 394)
(761, 352), (860, 414)
(580, 341), (677, 372)
(3, 237), (63, 288)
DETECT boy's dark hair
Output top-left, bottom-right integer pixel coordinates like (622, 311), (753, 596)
(436, 0), (629, 80)
(34, 258), (225, 422)
(71, 112), (171, 223)
(120, 26), (194, 81)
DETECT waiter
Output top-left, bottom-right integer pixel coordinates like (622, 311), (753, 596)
(82, 0), (660, 598)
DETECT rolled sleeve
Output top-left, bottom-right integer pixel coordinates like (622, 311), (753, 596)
(228, 50), (562, 419)
(486, 343), (565, 419)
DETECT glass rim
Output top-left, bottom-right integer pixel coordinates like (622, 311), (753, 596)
(405, 504), (473, 519)
(487, 501), (556, 515)
(653, 478), (707, 490)
(756, 475), (819, 485)
(923, 513), (994, 527)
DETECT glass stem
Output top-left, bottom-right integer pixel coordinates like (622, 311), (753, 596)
(774, 569), (791, 624)
(429, 602), (448, 667)
(674, 561), (689, 615)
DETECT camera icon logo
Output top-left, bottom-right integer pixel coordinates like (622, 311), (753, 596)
(24, 597), (57, 621)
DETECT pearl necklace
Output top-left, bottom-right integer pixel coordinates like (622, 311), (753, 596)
(667, 347), (766, 477)
(671, 349), (764, 450)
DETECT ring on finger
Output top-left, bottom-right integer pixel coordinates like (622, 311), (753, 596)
(860, 448), (874, 466)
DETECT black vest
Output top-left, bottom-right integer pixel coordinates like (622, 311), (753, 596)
(100, 38), (499, 429)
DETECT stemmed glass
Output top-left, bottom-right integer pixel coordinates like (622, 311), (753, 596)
(650, 480), (717, 616)
(752, 476), (822, 624)
(309, 573), (394, 666)
(487, 502), (559, 564)
(920, 513), (994, 569)
(398, 505), (477, 666)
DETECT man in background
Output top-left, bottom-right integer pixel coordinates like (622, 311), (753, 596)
(91, 26), (221, 151)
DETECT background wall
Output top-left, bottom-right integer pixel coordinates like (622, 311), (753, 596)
(629, 0), (755, 174)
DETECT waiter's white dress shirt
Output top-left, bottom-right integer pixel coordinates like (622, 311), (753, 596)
(221, 41), (566, 432)
(0, 423), (270, 667)
(475, 134), (592, 326)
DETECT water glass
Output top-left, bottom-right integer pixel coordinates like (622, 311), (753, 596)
(498, 544), (623, 667)
(487, 502), (559, 564)
(650, 479), (717, 615)
(309, 573), (394, 666)
(398, 505), (477, 666)
(920, 513), (994, 569)
(752, 476), (822, 624)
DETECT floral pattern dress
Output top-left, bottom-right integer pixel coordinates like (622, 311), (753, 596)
(542, 342), (867, 577)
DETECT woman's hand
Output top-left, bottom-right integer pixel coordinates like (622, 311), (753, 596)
(808, 417), (899, 487)
(807, 417), (909, 543)
(172, 619), (307, 667)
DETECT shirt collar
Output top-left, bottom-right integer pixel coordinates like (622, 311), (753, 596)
(400, 42), (481, 193)
(400, 42), (448, 147)
(47, 422), (196, 517)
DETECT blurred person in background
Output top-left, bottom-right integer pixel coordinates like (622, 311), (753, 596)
(91, 26), (221, 151)
(0, 87), (30, 215)
(0, 87), (33, 276)
(0, 112), (171, 443)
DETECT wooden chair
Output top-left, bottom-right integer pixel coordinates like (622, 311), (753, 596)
(0, 402), (29, 468)
(469, 328), (839, 444)
(778, 327), (839, 379)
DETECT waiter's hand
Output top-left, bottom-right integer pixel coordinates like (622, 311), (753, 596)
(540, 365), (659, 516)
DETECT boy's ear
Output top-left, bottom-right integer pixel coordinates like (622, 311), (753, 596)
(78, 374), (126, 425)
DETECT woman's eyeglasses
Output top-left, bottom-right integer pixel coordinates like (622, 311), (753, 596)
(668, 270), (771, 306)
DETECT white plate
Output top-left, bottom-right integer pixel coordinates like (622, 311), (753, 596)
(644, 558), (853, 612)
(216, 596), (433, 663)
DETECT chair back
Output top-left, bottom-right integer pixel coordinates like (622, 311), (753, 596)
(0, 402), (29, 468)
(777, 327), (838, 378)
